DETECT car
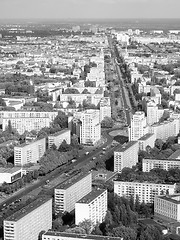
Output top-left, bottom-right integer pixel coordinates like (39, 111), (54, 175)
(85, 152), (89, 155)
(92, 157), (96, 160)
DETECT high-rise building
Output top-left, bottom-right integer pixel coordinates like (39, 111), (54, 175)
(154, 194), (180, 222)
(48, 129), (71, 149)
(75, 189), (107, 226)
(80, 110), (101, 145)
(99, 97), (111, 122)
(55, 172), (92, 214)
(4, 197), (52, 240)
(14, 137), (46, 166)
(2, 111), (58, 134)
(147, 101), (160, 125)
(128, 111), (148, 141)
(114, 181), (176, 203)
(114, 141), (139, 173)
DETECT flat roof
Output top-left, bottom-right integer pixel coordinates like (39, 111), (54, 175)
(49, 128), (70, 137)
(77, 189), (106, 204)
(56, 172), (91, 190)
(144, 158), (180, 162)
(16, 138), (45, 148)
(114, 180), (175, 186)
(5, 196), (52, 222)
(43, 231), (120, 240)
(157, 194), (180, 204)
(114, 141), (138, 153)
(0, 167), (21, 174)
(138, 133), (154, 141)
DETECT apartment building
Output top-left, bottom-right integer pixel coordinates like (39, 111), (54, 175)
(0, 167), (22, 184)
(154, 194), (180, 222)
(147, 101), (164, 125)
(150, 87), (161, 105)
(80, 109), (101, 145)
(42, 231), (121, 240)
(54, 172), (92, 214)
(75, 189), (107, 226)
(4, 197), (52, 240)
(114, 141), (139, 173)
(114, 181), (176, 203)
(138, 133), (156, 151)
(142, 158), (180, 172)
(128, 111), (149, 141)
(99, 97), (111, 122)
(14, 138), (46, 166)
(149, 118), (179, 140)
(2, 111), (58, 134)
(48, 129), (71, 149)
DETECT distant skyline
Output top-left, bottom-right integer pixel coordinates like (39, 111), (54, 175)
(0, 0), (179, 20)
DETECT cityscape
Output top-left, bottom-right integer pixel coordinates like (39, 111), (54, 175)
(1, 1), (180, 240)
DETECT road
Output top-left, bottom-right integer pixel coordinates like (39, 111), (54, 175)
(109, 37), (132, 126)
(0, 130), (113, 210)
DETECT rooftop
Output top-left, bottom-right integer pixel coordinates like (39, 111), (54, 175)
(168, 149), (180, 159)
(157, 194), (180, 204)
(144, 158), (180, 162)
(0, 167), (21, 174)
(77, 189), (106, 204)
(16, 137), (45, 148)
(43, 231), (120, 240)
(114, 180), (175, 186)
(138, 133), (155, 141)
(56, 172), (91, 190)
(114, 141), (138, 153)
(49, 128), (70, 137)
(5, 196), (52, 222)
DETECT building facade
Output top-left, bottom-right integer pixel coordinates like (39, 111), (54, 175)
(114, 181), (176, 203)
(80, 110), (101, 145)
(75, 189), (107, 226)
(2, 111), (58, 134)
(54, 172), (92, 213)
(48, 129), (71, 149)
(0, 167), (22, 184)
(142, 158), (180, 172)
(128, 111), (148, 141)
(4, 197), (52, 240)
(14, 138), (46, 166)
(149, 119), (179, 140)
(99, 97), (111, 122)
(114, 141), (139, 173)
(154, 194), (180, 222)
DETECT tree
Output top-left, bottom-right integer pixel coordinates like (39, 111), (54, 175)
(51, 143), (57, 150)
(155, 139), (164, 150)
(161, 99), (168, 109)
(101, 117), (114, 128)
(53, 112), (68, 129)
(109, 226), (137, 240)
(58, 140), (72, 152)
(135, 195), (141, 213)
(78, 219), (94, 234)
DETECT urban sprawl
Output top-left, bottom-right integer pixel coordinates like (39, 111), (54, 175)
(1, 24), (180, 240)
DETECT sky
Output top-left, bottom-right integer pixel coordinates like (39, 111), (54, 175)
(0, 0), (179, 19)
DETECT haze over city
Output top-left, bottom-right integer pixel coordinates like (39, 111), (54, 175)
(0, 0), (179, 19)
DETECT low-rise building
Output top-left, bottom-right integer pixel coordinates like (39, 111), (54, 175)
(14, 138), (46, 166)
(114, 180), (176, 203)
(114, 141), (139, 173)
(0, 167), (22, 184)
(138, 133), (156, 151)
(4, 196), (52, 240)
(48, 129), (71, 149)
(54, 172), (92, 214)
(75, 189), (107, 226)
